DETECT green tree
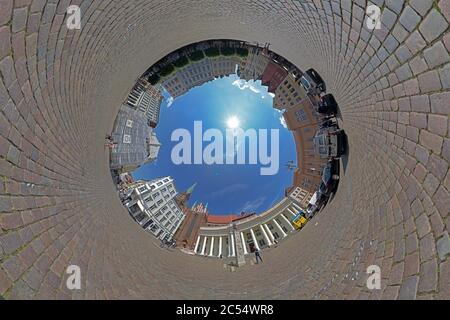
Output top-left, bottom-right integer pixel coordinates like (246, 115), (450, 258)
(173, 56), (189, 68)
(188, 50), (205, 61)
(236, 47), (249, 57)
(159, 64), (175, 77)
(205, 47), (220, 57)
(148, 73), (160, 85)
(221, 47), (235, 56)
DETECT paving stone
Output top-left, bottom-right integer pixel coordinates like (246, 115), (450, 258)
(418, 258), (438, 293)
(430, 92), (450, 115)
(419, 9), (449, 43)
(439, 64), (450, 89)
(427, 154), (448, 180)
(12, 7), (28, 33)
(419, 130), (443, 154)
(405, 31), (426, 55)
(403, 252), (420, 277)
(419, 233), (436, 262)
(409, 0), (433, 16)
(0, 0), (13, 26)
(0, 0), (448, 300)
(418, 70), (442, 93)
(386, 0), (404, 14)
(399, 6), (421, 32)
(423, 173), (440, 196)
(398, 276), (418, 299)
(436, 232), (450, 261)
(423, 42), (450, 69)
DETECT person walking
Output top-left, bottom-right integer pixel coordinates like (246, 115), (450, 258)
(254, 248), (262, 264)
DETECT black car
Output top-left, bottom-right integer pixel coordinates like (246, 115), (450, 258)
(313, 125), (346, 160)
(300, 68), (326, 96)
(319, 160), (340, 197)
(316, 94), (338, 115)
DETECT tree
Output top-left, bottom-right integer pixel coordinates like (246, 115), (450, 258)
(148, 73), (160, 85)
(159, 64), (175, 77)
(236, 47), (249, 57)
(173, 56), (189, 68)
(205, 47), (220, 57)
(188, 50), (205, 62)
(220, 47), (235, 56)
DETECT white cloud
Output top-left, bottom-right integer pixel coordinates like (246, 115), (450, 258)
(209, 184), (248, 199)
(239, 196), (267, 212)
(232, 79), (261, 94)
(279, 116), (288, 129)
(166, 96), (174, 108)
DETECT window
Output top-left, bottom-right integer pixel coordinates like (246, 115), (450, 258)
(123, 134), (131, 143)
(126, 119), (133, 128)
(135, 212), (146, 222)
(295, 109), (307, 122)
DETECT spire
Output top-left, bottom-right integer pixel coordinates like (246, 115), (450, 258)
(191, 201), (197, 209)
(186, 182), (197, 194)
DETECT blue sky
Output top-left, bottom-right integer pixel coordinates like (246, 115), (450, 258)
(132, 74), (296, 215)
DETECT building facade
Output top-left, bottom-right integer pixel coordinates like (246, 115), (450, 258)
(110, 105), (161, 172)
(162, 55), (242, 98)
(237, 46), (270, 81)
(283, 99), (328, 193)
(286, 186), (313, 209)
(126, 176), (185, 241)
(126, 79), (163, 128)
(273, 73), (308, 110)
(192, 197), (303, 258)
(260, 59), (289, 94)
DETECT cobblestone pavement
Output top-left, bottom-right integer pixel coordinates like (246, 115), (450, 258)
(0, 0), (449, 299)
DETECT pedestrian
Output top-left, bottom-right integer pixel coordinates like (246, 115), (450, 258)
(105, 141), (118, 148)
(254, 248), (262, 264)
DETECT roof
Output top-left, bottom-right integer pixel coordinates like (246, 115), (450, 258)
(206, 212), (256, 225)
(206, 214), (239, 224)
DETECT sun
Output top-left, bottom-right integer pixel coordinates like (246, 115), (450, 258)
(226, 116), (240, 129)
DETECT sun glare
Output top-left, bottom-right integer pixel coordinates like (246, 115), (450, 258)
(226, 116), (240, 129)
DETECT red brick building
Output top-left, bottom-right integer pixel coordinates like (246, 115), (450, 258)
(261, 60), (288, 93)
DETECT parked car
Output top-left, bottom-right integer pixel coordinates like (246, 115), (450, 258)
(313, 124), (346, 160)
(300, 68), (326, 96)
(306, 191), (327, 218)
(316, 94), (338, 115)
(318, 160), (340, 197)
(318, 117), (338, 129)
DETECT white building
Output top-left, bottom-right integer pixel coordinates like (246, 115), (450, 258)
(126, 79), (163, 128)
(162, 55), (242, 98)
(287, 186), (313, 209)
(192, 197), (304, 258)
(126, 176), (185, 241)
(110, 105), (161, 172)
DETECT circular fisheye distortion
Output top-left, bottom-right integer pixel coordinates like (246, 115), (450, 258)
(0, 0), (449, 302)
(109, 39), (345, 267)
